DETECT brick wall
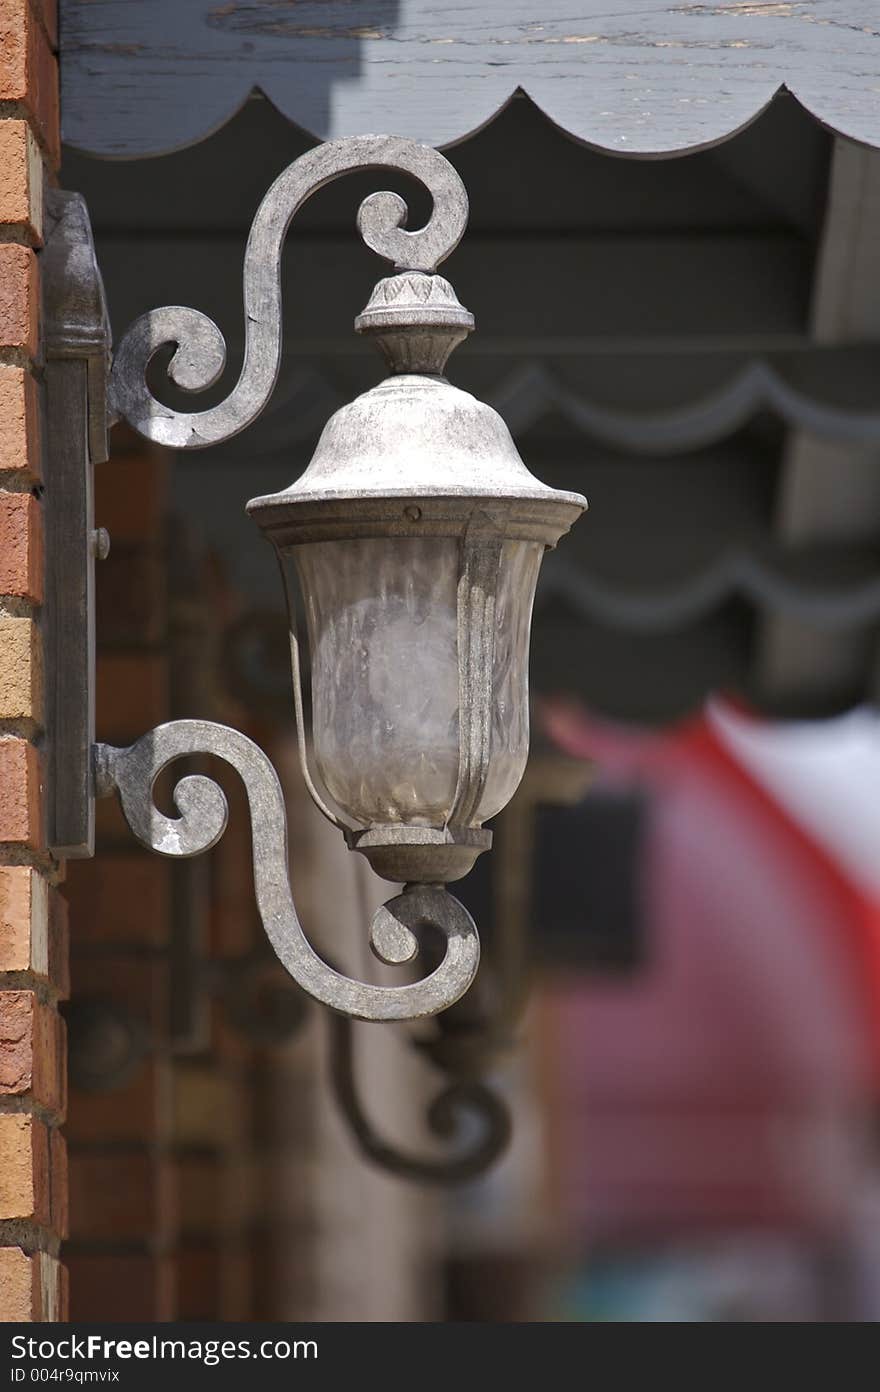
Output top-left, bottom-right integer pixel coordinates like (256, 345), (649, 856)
(63, 438), (275, 1320)
(63, 441), (175, 1318)
(0, 0), (67, 1323)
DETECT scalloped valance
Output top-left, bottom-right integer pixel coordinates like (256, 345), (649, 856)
(61, 0), (880, 159)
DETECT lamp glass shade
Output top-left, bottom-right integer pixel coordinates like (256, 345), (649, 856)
(293, 535), (543, 828)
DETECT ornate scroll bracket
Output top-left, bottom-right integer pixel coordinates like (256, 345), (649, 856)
(108, 135), (468, 449)
(328, 1012), (511, 1187)
(327, 891), (516, 1185)
(93, 719), (479, 1023)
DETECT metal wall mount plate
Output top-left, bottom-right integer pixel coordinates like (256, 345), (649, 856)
(42, 190), (111, 859)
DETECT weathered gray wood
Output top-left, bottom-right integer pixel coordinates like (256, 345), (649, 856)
(60, 1), (880, 158)
(758, 138), (880, 704)
(61, 92), (829, 238)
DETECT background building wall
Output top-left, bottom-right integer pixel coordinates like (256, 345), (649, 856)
(62, 438), (274, 1320)
(62, 442), (177, 1319)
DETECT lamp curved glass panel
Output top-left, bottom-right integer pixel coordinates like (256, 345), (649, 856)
(292, 536), (542, 828)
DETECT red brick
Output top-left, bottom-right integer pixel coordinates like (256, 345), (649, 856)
(0, 989), (65, 1115)
(95, 444), (169, 545)
(0, 365), (39, 477)
(48, 885), (68, 999)
(0, 492), (43, 601)
(68, 955), (169, 1036)
(49, 1124), (66, 1237)
(175, 1243), (223, 1321)
(0, 244), (38, 354)
(93, 791), (132, 847)
(97, 548), (167, 645)
(95, 653), (168, 743)
(0, 738), (41, 846)
(68, 1149), (176, 1244)
(175, 1155), (224, 1238)
(67, 1252), (174, 1322)
(0, 869), (65, 995)
(222, 1242), (252, 1321)
(0, 1248), (63, 1320)
(0, 0), (59, 164)
(65, 854), (172, 948)
(67, 1057), (171, 1146)
(0, 1111), (49, 1225)
(0, 119), (42, 241)
(0, 616), (42, 723)
(0, 863), (43, 970)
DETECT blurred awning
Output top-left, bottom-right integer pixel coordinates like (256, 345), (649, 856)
(535, 697), (880, 1240)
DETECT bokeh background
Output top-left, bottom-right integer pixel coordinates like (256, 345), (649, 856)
(60, 92), (880, 1322)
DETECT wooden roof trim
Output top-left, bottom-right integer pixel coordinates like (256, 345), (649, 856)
(60, 2), (880, 160)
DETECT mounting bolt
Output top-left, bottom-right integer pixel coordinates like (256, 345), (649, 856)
(92, 527), (111, 560)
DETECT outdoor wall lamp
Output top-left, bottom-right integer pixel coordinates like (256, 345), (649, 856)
(46, 137), (584, 1072)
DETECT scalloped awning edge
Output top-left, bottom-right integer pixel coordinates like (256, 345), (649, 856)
(59, 0), (880, 160)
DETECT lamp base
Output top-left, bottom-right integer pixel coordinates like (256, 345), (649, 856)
(347, 824), (492, 883)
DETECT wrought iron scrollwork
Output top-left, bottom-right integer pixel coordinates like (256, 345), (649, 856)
(328, 1012), (511, 1187)
(108, 136), (468, 449)
(93, 720), (479, 1023)
(325, 907), (516, 1185)
(102, 135), (516, 1169)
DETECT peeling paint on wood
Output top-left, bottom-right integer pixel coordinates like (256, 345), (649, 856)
(60, 1), (880, 158)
